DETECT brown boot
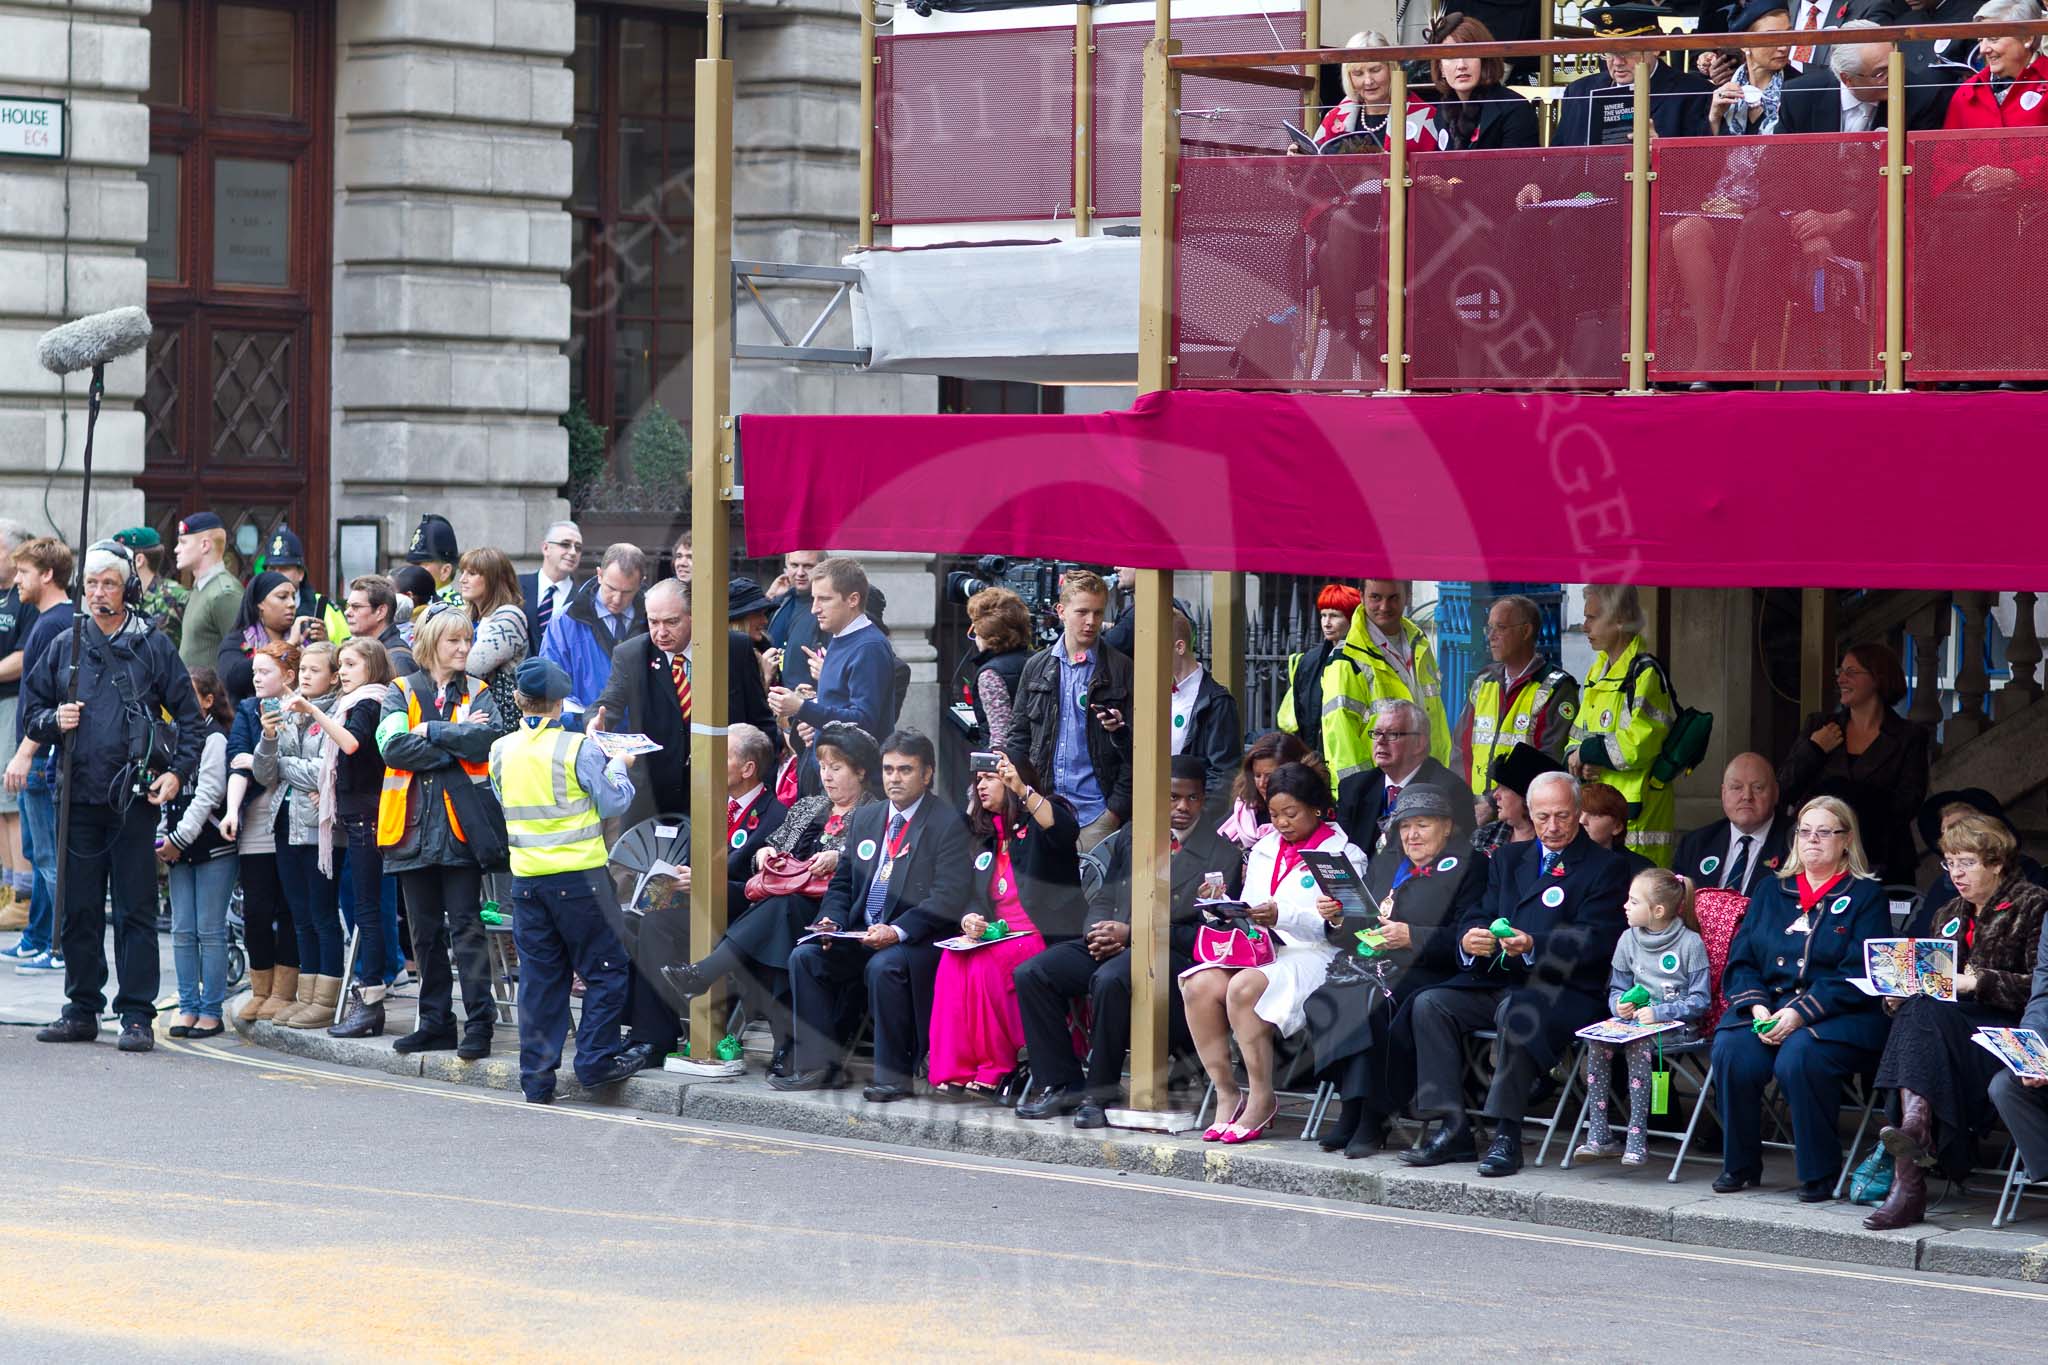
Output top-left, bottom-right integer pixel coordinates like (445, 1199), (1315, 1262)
(238, 968), (274, 1023)
(274, 971), (319, 1026)
(1879, 1089), (1938, 1170)
(284, 975), (342, 1029)
(1863, 1149), (1928, 1230)
(256, 966), (299, 1021)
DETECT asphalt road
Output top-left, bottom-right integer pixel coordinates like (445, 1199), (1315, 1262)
(4, 1026), (2048, 1362)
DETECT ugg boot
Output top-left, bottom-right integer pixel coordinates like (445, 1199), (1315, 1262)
(285, 975), (342, 1029)
(274, 971), (318, 1026)
(238, 968), (274, 1023)
(256, 965), (299, 1021)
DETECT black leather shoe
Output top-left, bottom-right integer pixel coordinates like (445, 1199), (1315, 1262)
(1399, 1124), (1477, 1167)
(587, 1041), (655, 1086)
(863, 1082), (915, 1103)
(525, 1091), (555, 1105)
(1015, 1085), (1085, 1121)
(1476, 1132), (1523, 1178)
(1796, 1180), (1834, 1204)
(659, 962), (708, 999)
(328, 988), (385, 1039)
(117, 1022), (155, 1053)
(768, 1044), (792, 1078)
(392, 1026), (458, 1054)
(456, 1032), (493, 1062)
(36, 1015), (98, 1044)
(1073, 1100), (1109, 1129)
(768, 1067), (840, 1092)
(1711, 1170), (1756, 1194)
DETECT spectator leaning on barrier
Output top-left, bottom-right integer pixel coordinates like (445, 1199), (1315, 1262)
(1321, 579), (1451, 787)
(1567, 584), (1677, 868)
(27, 541), (205, 1054)
(1004, 569), (1132, 854)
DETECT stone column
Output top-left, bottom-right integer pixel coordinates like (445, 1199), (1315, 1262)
(0, 0), (150, 536)
(331, 0), (576, 564)
(853, 549), (939, 739)
(1667, 587), (1759, 832)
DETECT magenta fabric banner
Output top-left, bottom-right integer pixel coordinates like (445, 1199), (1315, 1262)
(741, 389), (2044, 591)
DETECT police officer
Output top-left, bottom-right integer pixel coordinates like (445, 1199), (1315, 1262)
(404, 513), (464, 610)
(1566, 585), (1676, 867)
(262, 524), (347, 641)
(1452, 594), (1578, 806)
(488, 658), (654, 1103)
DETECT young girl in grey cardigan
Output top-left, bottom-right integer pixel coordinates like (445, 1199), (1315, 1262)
(1576, 868), (1711, 1167)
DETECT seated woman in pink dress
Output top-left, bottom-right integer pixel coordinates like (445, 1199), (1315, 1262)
(928, 753), (1085, 1097)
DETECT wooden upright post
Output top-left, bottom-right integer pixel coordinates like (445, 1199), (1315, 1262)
(1800, 589), (1838, 724)
(1383, 64), (1409, 394)
(1210, 571), (1246, 704)
(1129, 11), (1179, 1114)
(686, 2), (735, 1056)
(1075, 5), (1094, 236)
(859, 1), (878, 247)
(1883, 45), (1906, 391)
(1626, 54), (1653, 393)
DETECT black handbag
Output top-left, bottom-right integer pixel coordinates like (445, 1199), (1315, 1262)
(444, 772), (511, 873)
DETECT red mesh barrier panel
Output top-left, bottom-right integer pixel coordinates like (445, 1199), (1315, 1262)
(1404, 145), (1631, 390)
(1173, 153), (1390, 391)
(1907, 128), (2048, 381)
(875, 28), (1076, 225)
(1649, 133), (1884, 383)
(1092, 13), (1304, 219)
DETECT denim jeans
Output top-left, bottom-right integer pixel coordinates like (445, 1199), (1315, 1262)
(169, 851), (238, 1017)
(17, 760), (56, 956)
(278, 838), (344, 976)
(337, 813), (394, 984)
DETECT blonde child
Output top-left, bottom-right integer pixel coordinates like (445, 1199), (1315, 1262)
(1576, 868), (1710, 1166)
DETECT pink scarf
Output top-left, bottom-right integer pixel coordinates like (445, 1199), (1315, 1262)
(318, 683), (392, 876)
(1216, 798), (1273, 851)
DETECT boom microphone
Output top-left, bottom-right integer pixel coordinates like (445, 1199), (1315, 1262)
(36, 305), (153, 376)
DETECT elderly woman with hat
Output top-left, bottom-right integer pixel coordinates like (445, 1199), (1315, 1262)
(112, 526), (188, 647)
(1304, 784), (1491, 1157)
(1473, 741), (1564, 858)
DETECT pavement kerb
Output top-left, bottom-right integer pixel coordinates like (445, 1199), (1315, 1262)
(230, 1009), (2048, 1283)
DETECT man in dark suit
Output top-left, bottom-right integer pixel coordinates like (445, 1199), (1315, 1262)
(1776, 22), (1962, 133)
(1169, 610), (1242, 819)
(720, 722), (786, 904)
(520, 519), (583, 654)
(1554, 5), (1714, 145)
(1335, 699), (1475, 855)
(1674, 752), (1788, 897)
(1014, 756), (1237, 1126)
(771, 729), (972, 1100)
(1396, 771), (1629, 1176)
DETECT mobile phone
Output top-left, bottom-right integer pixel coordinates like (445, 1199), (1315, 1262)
(261, 697), (282, 718)
(970, 751), (1000, 774)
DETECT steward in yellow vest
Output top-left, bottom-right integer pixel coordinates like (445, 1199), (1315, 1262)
(1453, 653), (1579, 799)
(1319, 593), (1450, 785)
(486, 658), (653, 1103)
(1567, 634), (1676, 867)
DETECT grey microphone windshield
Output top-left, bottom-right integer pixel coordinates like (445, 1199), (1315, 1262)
(36, 306), (153, 376)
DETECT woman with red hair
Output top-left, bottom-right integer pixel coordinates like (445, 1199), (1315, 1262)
(1278, 584), (1360, 754)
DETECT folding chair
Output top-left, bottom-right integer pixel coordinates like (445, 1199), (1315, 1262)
(1194, 1078), (1335, 1138)
(1465, 1028), (1581, 1167)
(1992, 1146), (2048, 1228)
(1755, 1071), (1880, 1199)
(1559, 1036), (1720, 1182)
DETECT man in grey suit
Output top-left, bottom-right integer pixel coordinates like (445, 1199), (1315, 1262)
(1989, 929), (2048, 1181)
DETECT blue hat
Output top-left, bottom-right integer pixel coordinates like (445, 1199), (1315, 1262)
(1729, 0), (1789, 30)
(177, 512), (224, 536)
(265, 524), (305, 568)
(515, 657), (573, 703)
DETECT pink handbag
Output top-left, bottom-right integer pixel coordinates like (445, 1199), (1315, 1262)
(1192, 923), (1278, 970)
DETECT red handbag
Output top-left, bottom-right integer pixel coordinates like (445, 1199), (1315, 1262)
(1192, 923), (1278, 970)
(744, 850), (831, 903)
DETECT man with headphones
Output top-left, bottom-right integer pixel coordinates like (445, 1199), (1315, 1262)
(21, 540), (203, 1053)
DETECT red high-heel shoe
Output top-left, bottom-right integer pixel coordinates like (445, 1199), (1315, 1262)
(1202, 1096), (1248, 1142)
(1219, 1103), (1279, 1145)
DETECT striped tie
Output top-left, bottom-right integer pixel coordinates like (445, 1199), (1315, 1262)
(671, 651), (691, 721)
(537, 581), (556, 637)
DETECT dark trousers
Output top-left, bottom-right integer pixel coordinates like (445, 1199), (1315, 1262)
(239, 851), (299, 972)
(58, 801), (160, 1023)
(400, 864), (493, 1035)
(339, 812), (391, 983)
(1406, 986), (1545, 1127)
(625, 902), (688, 1055)
(1712, 1026), (1871, 1186)
(1991, 1070), (2048, 1182)
(787, 937), (938, 1085)
(509, 869), (630, 1101)
(1014, 939), (1189, 1100)
(277, 839), (344, 977)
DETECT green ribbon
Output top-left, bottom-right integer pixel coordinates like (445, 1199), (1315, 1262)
(715, 1034), (742, 1061)
(1752, 1016), (1777, 1035)
(982, 919), (1009, 941)
(1618, 983), (1653, 1008)
(480, 904), (506, 927)
(1487, 917), (1514, 971)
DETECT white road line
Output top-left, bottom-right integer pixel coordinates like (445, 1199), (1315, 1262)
(168, 1035), (2048, 1305)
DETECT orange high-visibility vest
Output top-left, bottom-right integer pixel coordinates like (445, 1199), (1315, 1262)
(376, 676), (490, 849)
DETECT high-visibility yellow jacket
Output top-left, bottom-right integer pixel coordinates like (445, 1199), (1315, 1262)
(1318, 611), (1450, 784)
(488, 722), (607, 878)
(1566, 635), (1676, 866)
(1452, 654), (1579, 796)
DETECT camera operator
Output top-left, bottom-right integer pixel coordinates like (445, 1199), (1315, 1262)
(24, 544), (202, 1053)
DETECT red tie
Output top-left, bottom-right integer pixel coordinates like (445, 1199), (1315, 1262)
(1386, 783), (1402, 812)
(1791, 0), (1822, 64)
(727, 797), (742, 834)
(671, 652), (691, 721)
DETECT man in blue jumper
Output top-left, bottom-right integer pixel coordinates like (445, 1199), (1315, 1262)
(768, 557), (896, 791)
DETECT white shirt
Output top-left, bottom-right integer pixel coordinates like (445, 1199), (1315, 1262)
(1722, 816), (1775, 894)
(1840, 82), (1878, 134)
(1368, 620), (1417, 691)
(537, 569), (572, 619)
(1170, 666), (1204, 755)
(834, 614), (874, 641)
(730, 783), (765, 823)
(885, 793), (924, 829)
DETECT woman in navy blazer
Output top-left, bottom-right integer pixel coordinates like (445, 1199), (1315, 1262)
(1709, 796), (1892, 1201)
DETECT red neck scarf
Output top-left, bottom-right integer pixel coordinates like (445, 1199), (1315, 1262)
(1271, 824), (1337, 895)
(1796, 870), (1846, 912)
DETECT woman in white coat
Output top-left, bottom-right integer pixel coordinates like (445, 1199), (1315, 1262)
(1182, 762), (1367, 1144)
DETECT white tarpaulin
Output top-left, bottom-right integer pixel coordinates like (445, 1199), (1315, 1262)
(847, 236), (1139, 383)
